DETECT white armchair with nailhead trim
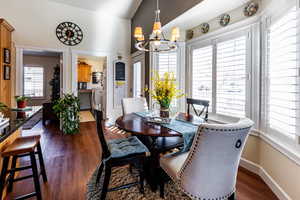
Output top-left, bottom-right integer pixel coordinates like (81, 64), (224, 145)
(160, 118), (254, 200)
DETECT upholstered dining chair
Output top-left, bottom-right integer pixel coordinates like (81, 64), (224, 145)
(159, 118), (254, 200)
(186, 98), (210, 121)
(94, 109), (150, 200)
(121, 97), (148, 115)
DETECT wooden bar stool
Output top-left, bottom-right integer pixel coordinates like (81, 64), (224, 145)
(0, 135), (47, 200)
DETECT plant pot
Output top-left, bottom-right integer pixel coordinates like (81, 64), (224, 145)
(17, 111), (26, 119)
(160, 107), (170, 118)
(17, 101), (27, 109)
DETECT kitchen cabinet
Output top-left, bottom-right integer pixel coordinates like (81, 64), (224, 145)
(78, 64), (91, 82)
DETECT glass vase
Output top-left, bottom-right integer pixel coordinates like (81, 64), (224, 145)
(160, 106), (170, 118)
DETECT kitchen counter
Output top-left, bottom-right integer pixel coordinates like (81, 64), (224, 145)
(0, 106), (42, 143)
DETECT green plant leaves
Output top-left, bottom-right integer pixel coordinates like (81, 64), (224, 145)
(53, 93), (80, 135)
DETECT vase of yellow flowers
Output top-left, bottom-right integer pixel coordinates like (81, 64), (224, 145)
(147, 71), (184, 118)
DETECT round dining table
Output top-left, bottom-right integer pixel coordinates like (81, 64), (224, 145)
(115, 113), (182, 137)
(115, 112), (196, 191)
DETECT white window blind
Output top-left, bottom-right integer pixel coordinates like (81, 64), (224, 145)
(158, 52), (177, 77)
(157, 51), (178, 108)
(216, 36), (247, 118)
(24, 66), (44, 97)
(192, 45), (213, 103)
(267, 7), (299, 137)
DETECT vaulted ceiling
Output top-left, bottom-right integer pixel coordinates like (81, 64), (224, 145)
(49, 0), (143, 19)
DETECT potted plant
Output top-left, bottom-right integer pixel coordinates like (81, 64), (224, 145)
(53, 93), (80, 134)
(15, 96), (30, 109)
(147, 71), (184, 118)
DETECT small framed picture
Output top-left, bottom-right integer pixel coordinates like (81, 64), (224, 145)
(3, 65), (10, 80)
(3, 48), (10, 64)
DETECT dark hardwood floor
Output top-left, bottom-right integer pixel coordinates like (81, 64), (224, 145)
(7, 121), (278, 200)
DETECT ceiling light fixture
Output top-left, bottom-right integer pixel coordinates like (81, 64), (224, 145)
(133, 0), (180, 52)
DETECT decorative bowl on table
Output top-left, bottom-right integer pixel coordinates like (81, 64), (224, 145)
(145, 117), (171, 125)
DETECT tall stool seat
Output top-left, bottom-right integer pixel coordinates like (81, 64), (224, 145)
(0, 135), (47, 200)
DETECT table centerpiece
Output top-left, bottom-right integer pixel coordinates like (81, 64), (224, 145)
(147, 71), (184, 118)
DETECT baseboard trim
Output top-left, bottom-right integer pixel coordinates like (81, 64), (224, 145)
(240, 158), (292, 200)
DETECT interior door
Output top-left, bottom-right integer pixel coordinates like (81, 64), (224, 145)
(132, 52), (145, 97)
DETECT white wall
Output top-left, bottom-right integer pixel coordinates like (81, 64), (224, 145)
(0, 0), (131, 54)
(0, 0), (132, 119)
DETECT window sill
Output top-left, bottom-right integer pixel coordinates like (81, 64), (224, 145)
(258, 131), (300, 166)
(208, 115), (300, 165)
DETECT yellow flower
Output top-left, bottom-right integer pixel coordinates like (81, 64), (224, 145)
(146, 70), (185, 108)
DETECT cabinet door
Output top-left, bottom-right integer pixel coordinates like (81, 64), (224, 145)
(84, 65), (91, 82)
(78, 64), (91, 82)
(78, 65), (85, 82)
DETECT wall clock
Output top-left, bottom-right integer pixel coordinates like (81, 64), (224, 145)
(56, 22), (83, 46)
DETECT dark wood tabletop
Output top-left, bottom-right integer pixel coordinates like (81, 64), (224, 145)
(115, 112), (199, 137)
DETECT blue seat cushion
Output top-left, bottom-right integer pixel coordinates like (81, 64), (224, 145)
(107, 136), (150, 159)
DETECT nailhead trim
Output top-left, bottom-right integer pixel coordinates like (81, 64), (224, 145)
(170, 122), (252, 199)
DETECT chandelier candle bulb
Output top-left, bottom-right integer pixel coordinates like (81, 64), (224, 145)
(153, 22), (162, 34)
(134, 27), (143, 38)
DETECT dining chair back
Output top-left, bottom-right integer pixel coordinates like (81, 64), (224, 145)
(178, 118), (254, 199)
(121, 97), (148, 115)
(186, 98), (209, 121)
(94, 109), (111, 159)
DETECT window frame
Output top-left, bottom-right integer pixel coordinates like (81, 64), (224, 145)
(187, 28), (252, 122)
(150, 42), (186, 112)
(23, 65), (46, 99)
(260, 5), (300, 148)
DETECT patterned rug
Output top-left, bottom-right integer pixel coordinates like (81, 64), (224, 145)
(86, 165), (190, 200)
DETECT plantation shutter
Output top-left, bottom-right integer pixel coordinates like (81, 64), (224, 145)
(266, 6), (300, 137)
(216, 36), (247, 118)
(192, 45), (213, 104)
(24, 66), (44, 97)
(158, 52), (177, 77)
(157, 51), (178, 107)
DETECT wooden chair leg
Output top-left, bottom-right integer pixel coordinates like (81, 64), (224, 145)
(228, 192), (236, 200)
(138, 167), (144, 194)
(96, 161), (105, 184)
(100, 165), (111, 200)
(37, 142), (48, 182)
(0, 156), (9, 200)
(159, 181), (165, 198)
(30, 152), (42, 200)
(7, 156), (17, 192)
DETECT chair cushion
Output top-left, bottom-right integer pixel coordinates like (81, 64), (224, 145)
(107, 136), (150, 159)
(160, 152), (189, 181)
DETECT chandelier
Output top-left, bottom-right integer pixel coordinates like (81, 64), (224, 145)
(133, 0), (180, 52)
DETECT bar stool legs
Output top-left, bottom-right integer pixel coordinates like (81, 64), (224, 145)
(0, 156), (9, 200)
(0, 141), (47, 200)
(30, 151), (42, 200)
(37, 143), (47, 182)
(8, 156), (17, 192)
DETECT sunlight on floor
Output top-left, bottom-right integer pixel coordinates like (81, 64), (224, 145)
(80, 111), (95, 123)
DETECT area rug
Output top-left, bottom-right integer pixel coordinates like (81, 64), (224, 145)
(22, 110), (42, 130)
(86, 165), (190, 200)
